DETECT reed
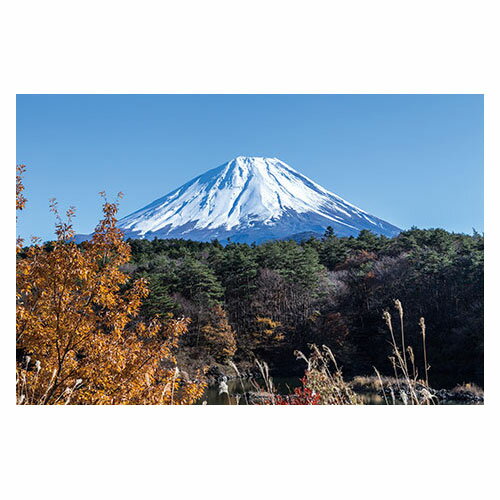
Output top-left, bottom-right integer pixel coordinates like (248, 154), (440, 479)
(379, 301), (436, 405)
(394, 299), (407, 368)
(252, 345), (360, 405)
(419, 317), (429, 387)
(229, 360), (249, 405)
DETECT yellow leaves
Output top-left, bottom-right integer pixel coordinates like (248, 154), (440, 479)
(256, 316), (281, 329)
(16, 164), (27, 212)
(255, 316), (284, 342)
(16, 165), (27, 250)
(200, 305), (237, 360)
(17, 172), (204, 405)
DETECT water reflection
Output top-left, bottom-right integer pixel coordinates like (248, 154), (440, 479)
(199, 377), (300, 405)
(199, 377), (388, 405)
(197, 378), (478, 405)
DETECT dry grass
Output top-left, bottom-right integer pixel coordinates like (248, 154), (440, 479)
(350, 375), (396, 392)
(246, 345), (361, 405)
(228, 360), (249, 405)
(379, 300), (437, 405)
(451, 383), (484, 398)
(294, 345), (361, 404)
(16, 358), (81, 405)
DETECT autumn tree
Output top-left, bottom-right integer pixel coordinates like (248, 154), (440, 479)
(16, 167), (205, 405)
(200, 304), (237, 361)
(233, 316), (284, 357)
(16, 164), (27, 249)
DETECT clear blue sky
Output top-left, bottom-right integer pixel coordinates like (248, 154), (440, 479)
(16, 94), (483, 242)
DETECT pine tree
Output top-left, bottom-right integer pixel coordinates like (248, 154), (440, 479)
(176, 256), (224, 307)
(323, 225), (335, 239)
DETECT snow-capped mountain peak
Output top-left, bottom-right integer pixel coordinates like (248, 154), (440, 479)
(116, 156), (400, 243)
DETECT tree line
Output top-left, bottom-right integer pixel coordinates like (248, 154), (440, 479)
(126, 227), (484, 388)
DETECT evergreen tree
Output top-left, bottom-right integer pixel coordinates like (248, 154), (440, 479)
(176, 256), (224, 307)
(323, 225), (335, 239)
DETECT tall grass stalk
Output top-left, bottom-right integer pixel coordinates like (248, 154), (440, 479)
(291, 345), (361, 405)
(229, 360), (249, 405)
(394, 299), (407, 368)
(379, 301), (436, 405)
(253, 359), (276, 404)
(419, 317), (429, 387)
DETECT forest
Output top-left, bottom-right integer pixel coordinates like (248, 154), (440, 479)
(125, 226), (484, 389)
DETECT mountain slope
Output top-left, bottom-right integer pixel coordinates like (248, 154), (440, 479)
(116, 156), (400, 243)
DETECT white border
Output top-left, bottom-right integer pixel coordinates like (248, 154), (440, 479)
(2, 1), (497, 499)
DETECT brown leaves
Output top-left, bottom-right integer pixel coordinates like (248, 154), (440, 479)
(16, 165), (27, 250)
(16, 168), (205, 405)
(16, 164), (27, 212)
(200, 304), (237, 360)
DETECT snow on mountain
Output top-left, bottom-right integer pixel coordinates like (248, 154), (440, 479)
(116, 156), (401, 244)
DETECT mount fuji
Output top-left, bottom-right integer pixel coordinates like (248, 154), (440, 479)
(115, 156), (400, 244)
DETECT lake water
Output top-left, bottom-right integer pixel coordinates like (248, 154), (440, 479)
(197, 377), (482, 405)
(198, 377), (387, 405)
(198, 377), (300, 405)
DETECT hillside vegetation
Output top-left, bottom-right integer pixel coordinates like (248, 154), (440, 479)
(126, 226), (483, 388)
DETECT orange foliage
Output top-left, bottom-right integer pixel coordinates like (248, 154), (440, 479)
(254, 317), (284, 343)
(16, 164), (27, 249)
(200, 304), (237, 361)
(16, 168), (205, 404)
(16, 164), (27, 212)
